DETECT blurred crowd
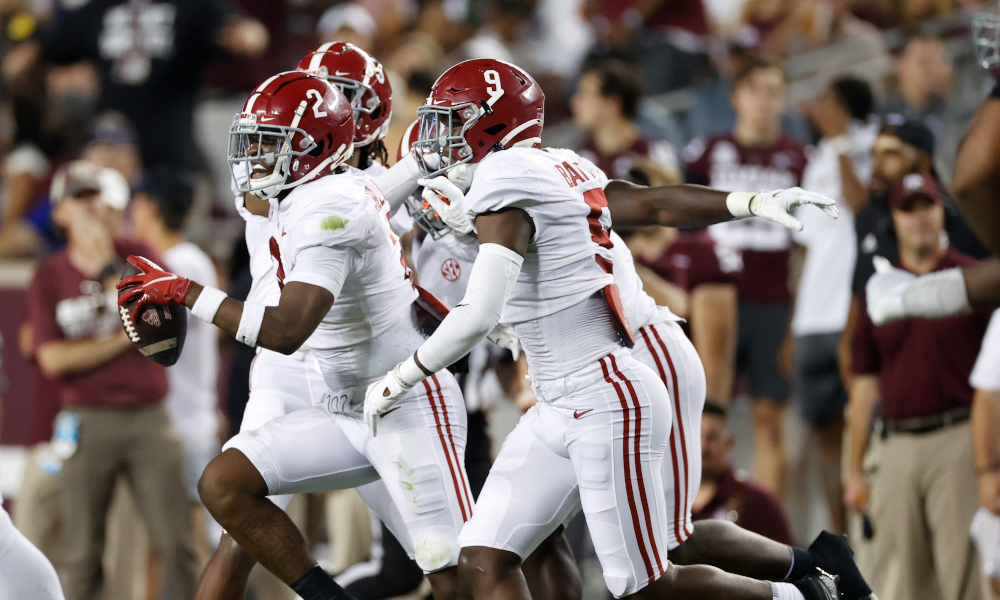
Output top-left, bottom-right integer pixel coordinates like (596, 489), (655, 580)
(0, 0), (999, 599)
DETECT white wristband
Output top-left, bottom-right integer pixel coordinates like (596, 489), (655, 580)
(397, 353), (427, 386)
(191, 287), (227, 323)
(726, 192), (756, 218)
(236, 301), (266, 347)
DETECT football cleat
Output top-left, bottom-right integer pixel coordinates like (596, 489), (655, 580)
(808, 531), (877, 600)
(793, 568), (840, 600)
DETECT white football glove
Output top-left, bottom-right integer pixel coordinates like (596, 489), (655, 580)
(364, 365), (414, 436)
(865, 256), (915, 325)
(487, 323), (522, 361)
(865, 256), (970, 325)
(419, 176), (474, 235)
(728, 187), (839, 231)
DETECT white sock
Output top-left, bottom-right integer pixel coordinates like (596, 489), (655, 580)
(769, 582), (807, 600)
(0, 507), (65, 599)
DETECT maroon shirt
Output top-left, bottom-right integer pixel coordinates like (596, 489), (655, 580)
(852, 248), (990, 421)
(27, 238), (168, 409)
(578, 136), (678, 182)
(684, 133), (808, 304)
(691, 467), (793, 545)
(639, 229), (743, 292)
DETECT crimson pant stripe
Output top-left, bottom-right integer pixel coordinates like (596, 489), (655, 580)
(609, 353), (665, 574)
(650, 325), (692, 539)
(599, 356), (655, 581)
(431, 373), (474, 515)
(639, 326), (685, 546)
(423, 378), (469, 521)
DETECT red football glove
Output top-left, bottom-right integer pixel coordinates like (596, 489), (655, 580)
(116, 255), (193, 319)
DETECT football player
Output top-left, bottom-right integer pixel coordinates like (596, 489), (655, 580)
(119, 72), (473, 600)
(195, 43), (401, 600)
(365, 59), (865, 600)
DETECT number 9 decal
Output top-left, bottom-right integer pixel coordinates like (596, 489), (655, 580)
(484, 70), (504, 106)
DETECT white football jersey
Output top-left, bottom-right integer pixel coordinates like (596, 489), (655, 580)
(268, 166), (422, 393)
(464, 147), (629, 380)
(465, 147), (616, 323)
(608, 230), (679, 330)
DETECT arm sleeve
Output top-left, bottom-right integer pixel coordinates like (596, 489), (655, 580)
(375, 153), (421, 214)
(285, 245), (357, 298)
(851, 297), (881, 375)
(412, 243), (523, 375)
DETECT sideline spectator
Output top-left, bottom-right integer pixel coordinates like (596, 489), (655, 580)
(691, 401), (793, 544)
(881, 35), (960, 181)
(25, 161), (196, 600)
(795, 76), (877, 534)
(684, 58), (808, 496)
(130, 166), (220, 563)
(846, 173), (988, 600)
(630, 227), (743, 403)
(587, 0), (713, 94)
(36, 0), (268, 172)
(572, 59), (680, 182)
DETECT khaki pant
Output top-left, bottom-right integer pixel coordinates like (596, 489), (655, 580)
(869, 422), (983, 600)
(60, 404), (196, 600)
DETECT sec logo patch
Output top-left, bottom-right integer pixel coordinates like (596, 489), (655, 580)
(441, 258), (461, 282)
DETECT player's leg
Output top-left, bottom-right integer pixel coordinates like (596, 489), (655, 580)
(195, 350), (326, 600)
(0, 505), (65, 600)
(521, 528), (582, 600)
(359, 371), (475, 600)
(199, 406), (379, 595)
(457, 402), (582, 600)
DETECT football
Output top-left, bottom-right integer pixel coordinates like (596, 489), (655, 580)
(117, 261), (187, 366)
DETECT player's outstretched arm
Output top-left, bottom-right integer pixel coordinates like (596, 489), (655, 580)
(117, 256), (334, 355)
(952, 98), (1000, 257)
(364, 208), (533, 435)
(604, 180), (838, 230)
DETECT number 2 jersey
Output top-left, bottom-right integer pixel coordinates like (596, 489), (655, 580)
(463, 147), (674, 381)
(267, 166), (423, 394)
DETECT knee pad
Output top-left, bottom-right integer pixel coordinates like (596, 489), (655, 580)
(413, 529), (459, 572)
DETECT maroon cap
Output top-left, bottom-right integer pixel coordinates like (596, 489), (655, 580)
(889, 173), (943, 211)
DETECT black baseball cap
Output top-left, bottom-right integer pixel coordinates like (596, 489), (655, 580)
(879, 114), (936, 157)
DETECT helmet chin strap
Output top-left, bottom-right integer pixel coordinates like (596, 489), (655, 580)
(447, 162), (477, 192)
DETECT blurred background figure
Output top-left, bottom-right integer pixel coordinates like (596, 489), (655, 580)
(794, 76), (878, 535)
(317, 3), (378, 51)
(684, 58), (808, 498)
(846, 174), (989, 600)
(692, 400), (793, 544)
(25, 161), (196, 600)
(130, 165), (221, 568)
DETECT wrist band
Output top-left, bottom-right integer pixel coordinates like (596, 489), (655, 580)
(396, 353), (427, 387)
(191, 287), (228, 324)
(828, 135), (852, 156)
(236, 301), (266, 347)
(726, 192), (756, 218)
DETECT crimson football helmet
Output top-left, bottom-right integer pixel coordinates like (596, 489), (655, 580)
(413, 59), (544, 179)
(229, 71), (354, 199)
(298, 42), (392, 147)
(396, 119), (449, 238)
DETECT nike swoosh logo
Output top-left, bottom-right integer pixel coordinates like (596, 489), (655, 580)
(574, 409), (593, 419)
(380, 406), (401, 418)
(260, 116), (276, 122)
